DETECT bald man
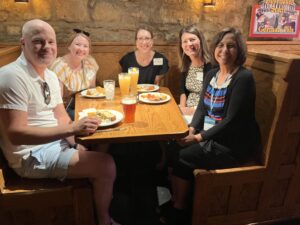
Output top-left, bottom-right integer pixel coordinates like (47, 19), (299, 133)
(0, 19), (120, 225)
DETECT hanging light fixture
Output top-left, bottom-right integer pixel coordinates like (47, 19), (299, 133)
(15, 0), (29, 2)
(203, 0), (216, 7)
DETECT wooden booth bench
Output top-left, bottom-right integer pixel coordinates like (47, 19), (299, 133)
(192, 49), (300, 225)
(0, 150), (95, 225)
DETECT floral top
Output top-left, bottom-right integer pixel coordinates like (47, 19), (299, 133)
(185, 65), (204, 107)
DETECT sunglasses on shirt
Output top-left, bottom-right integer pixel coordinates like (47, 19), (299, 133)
(73, 28), (90, 37)
(42, 82), (51, 105)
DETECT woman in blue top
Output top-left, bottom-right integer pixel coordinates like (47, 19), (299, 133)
(119, 26), (169, 85)
(160, 27), (261, 225)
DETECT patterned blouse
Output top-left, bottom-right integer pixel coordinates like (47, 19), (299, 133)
(49, 55), (99, 92)
(185, 65), (204, 107)
(49, 55), (99, 105)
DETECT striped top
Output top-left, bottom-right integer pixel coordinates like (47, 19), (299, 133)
(49, 55), (99, 92)
(203, 71), (232, 122)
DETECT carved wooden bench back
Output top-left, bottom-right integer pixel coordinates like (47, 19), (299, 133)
(246, 51), (288, 165)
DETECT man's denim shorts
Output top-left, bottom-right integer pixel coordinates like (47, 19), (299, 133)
(14, 140), (76, 181)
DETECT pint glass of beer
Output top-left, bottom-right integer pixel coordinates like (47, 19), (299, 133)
(121, 95), (137, 123)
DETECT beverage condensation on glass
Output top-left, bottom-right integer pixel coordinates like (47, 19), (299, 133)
(128, 67), (139, 95)
(118, 73), (131, 97)
(121, 95), (137, 123)
(103, 80), (115, 100)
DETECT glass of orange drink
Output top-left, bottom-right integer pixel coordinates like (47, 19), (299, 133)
(128, 67), (139, 95)
(118, 73), (131, 97)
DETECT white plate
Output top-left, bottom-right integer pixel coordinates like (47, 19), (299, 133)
(138, 92), (171, 104)
(137, 84), (159, 93)
(81, 89), (105, 98)
(78, 108), (123, 127)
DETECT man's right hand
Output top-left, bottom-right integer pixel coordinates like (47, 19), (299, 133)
(72, 117), (100, 136)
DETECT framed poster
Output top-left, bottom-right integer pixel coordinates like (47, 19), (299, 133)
(249, 4), (300, 38)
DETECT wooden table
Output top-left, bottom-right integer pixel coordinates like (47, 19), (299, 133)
(75, 87), (189, 144)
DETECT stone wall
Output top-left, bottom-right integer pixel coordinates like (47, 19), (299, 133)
(0, 0), (299, 44)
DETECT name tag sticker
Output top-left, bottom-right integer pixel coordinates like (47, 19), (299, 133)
(196, 72), (203, 82)
(204, 116), (216, 131)
(153, 58), (163, 66)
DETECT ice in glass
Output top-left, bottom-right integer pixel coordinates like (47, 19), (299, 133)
(103, 80), (115, 100)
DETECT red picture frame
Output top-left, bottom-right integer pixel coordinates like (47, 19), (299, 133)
(249, 4), (300, 38)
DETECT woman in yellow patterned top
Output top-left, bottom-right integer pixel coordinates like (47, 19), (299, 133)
(49, 29), (99, 120)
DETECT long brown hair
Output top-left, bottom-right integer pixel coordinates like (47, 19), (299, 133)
(178, 25), (210, 72)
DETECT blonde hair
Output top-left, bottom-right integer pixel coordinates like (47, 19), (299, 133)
(66, 31), (92, 53)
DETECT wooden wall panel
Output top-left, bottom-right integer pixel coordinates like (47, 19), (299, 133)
(247, 41), (300, 54)
(0, 46), (20, 67)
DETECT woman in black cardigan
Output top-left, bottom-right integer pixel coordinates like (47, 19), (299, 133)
(160, 27), (261, 225)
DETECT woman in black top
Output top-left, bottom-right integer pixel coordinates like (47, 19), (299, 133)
(160, 28), (261, 225)
(119, 26), (169, 85)
(178, 25), (212, 117)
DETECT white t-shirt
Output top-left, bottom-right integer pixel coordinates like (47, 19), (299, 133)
(0, 53), (63, 168)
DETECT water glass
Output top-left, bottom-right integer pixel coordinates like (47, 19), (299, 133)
(103, 80), (115, 100)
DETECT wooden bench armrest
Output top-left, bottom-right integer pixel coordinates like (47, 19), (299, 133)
(193, 165), (266, 184)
